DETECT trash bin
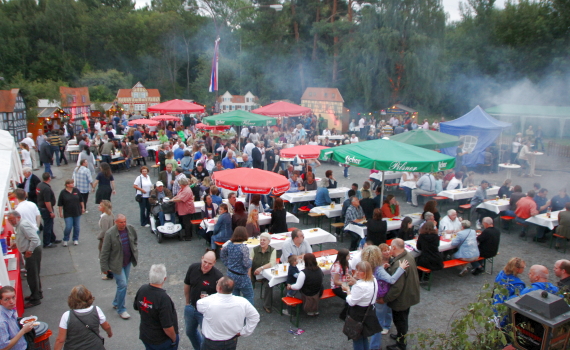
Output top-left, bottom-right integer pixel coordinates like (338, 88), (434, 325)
(33, 321), (52, 350)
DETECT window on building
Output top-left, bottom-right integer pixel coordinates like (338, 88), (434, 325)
(82, 96), (86, 103)
(324, 93), (328, 98)
(134, 104), (146, 111)
(72, 96), (77, 103)
(332, 93), (336, 98)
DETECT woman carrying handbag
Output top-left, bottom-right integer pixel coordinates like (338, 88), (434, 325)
(341, 261), (382, 350)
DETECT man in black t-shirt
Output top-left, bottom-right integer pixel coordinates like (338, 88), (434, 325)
(36, 173), (61, 247)
(183, 251), (223, 350)
(191, 163), (209, 183)
(472, 217), (501, 276)
(134, 264), (179, 349)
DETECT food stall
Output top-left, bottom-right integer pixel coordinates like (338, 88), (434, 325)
(0, 129), (25, 315)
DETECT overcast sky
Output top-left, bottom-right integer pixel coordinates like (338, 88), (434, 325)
(134, 0), (507, 23)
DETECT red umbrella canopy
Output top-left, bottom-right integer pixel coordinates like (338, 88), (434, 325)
(212, 168), (290, 195)
(147, 99), (205, 114)
(127, 119), (160, 126)
(280, 145), (329, 159)
(251, 101), (312, 117)
(150, 115), (181, 121)
(195, 123), (230, 131)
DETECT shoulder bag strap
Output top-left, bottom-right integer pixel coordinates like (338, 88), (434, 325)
(361, 281), (378, 319)
(457, 229), (474, 249)
(70, 310), (104, 343)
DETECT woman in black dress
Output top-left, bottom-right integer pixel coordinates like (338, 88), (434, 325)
(397, 216), (415, 241)
(269, 197), (288, 234)
(416, 221), (444, 271)
(92, 162), (115, 204)
(365, 208), (387, 245)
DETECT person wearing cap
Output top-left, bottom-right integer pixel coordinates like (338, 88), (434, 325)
(470, 180), (491, 227)
(251, 232), (277, 314)
(149, 181), (172, 227)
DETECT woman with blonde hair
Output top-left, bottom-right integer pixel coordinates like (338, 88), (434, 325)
(367, 244), (409, 349)
(341, 261), (382, 350)
(245, 209), (260, 238)
(54, 285), (112, 350)
(494, 257), (526, 304)
(97, 200), (115, 279)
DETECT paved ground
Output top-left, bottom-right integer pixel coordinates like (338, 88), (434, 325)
(23, 152), (570, 349)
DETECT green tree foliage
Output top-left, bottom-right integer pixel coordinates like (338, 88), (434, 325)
(0, 0), (568, 117)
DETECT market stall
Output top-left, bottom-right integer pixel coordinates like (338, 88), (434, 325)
(0, 129), (25, 315)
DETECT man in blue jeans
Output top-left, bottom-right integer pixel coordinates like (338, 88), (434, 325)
(183, 251), (223, 350)
(100, 214), (139, 320)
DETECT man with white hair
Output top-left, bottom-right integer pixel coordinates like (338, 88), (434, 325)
(134, 264), (179, 349)
(222, 150), (238, 169)
(197, 276), (260, 350)
(439, 209), (463, 234)
(21, 133), (39, 169)
(471, 217), (500, 275)
(17, 168), (41, 204)
(519, 265), (559, 296)
(240, 153), (252, 168)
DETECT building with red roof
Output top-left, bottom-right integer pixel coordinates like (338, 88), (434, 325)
(0, 88), (27, 141)
(116, 82), (160, 114)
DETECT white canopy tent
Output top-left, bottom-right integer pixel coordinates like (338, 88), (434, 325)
(0, 130), (24, 286)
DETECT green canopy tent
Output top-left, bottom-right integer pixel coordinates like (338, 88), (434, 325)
(389, 129), (461, 150)
(203, 111), (277, 150)
(203, 110), (277, 127)
(319, 139), (456, 200)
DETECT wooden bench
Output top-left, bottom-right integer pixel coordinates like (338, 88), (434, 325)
(458, 204), (472, 220)
(313, 249), (338, 258)
(500, 216), (515, 234)
(418, 257), (487, 291)
(550, 233), (568, 253)
(308, 212), (325, 227)
(110, 160), (127, 172)
(151, 164), (160, 176)
(330, 222), (345, 242)
(281, 288), (337, 327)
(132, 156), (143, 166)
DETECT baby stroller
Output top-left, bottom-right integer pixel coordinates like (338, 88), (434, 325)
(150, 197), (183, 243)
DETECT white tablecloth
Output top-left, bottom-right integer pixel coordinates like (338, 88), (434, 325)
(476, 199), (510, 214)
(146, 141), (161, 146)
(262, 250), (359, 287)
(404, 237), (455, 258)
(438, 186), (500, 201)
(193, 197), (246, 212)
(201, 211), (299, 231)
(318, 135), (345, 140)
(369, 172), (402, 182)
(280, 187), (349, 203)
(66, 145), (80, 152)
(310, 204), (344, 218)
(345, 213), (423, 239)
(526, 210), (564, 230)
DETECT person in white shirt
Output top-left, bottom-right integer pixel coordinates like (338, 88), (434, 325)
(21, 133), (39, 169)
(411, 173), (436, 207)
(446, 172), (464, 191)
(322, 128), (331, 137)
(341, 261), (380, 349)
(240, 127), (249, 146)
(243, 139), (255, 157)
(197, 276), (259, 349)
(94, 120), (102, 133)
(350, 134), (359, 144)
(14, 189), (41, 231)
(439, 209), (463, 234)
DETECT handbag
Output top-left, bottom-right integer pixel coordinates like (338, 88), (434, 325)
(342, 282), (378, 340)
(135, 175), (143, 202)
(70, 310), (105, 345)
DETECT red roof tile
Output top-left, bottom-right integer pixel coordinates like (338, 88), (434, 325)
(60, 87), (90, 107)
(301, 87), (344, 103)
(0, 89), (17, 113)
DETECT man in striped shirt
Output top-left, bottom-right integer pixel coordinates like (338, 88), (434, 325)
(48, 131), (62, 167)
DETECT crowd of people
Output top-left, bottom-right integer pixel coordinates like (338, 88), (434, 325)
(4, 111), (569, 350)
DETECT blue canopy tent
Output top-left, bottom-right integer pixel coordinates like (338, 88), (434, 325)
(440, 105), (511, 167)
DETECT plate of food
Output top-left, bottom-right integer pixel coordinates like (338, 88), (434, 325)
(20, 316), (39, 326)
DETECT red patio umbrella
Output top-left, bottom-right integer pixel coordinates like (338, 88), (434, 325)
(280, 145), (329, 159)
(196, 123), (230, 131)
(150, 115), (181, 122)
(147, 99), (205, 114)
(252, 101), (312, 117)
(128, 119), (160, 126)
(211, 168), (290, 195)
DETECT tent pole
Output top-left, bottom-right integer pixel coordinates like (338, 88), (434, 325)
(380, 171), (385, 202)
(499, 131), (503, 165)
